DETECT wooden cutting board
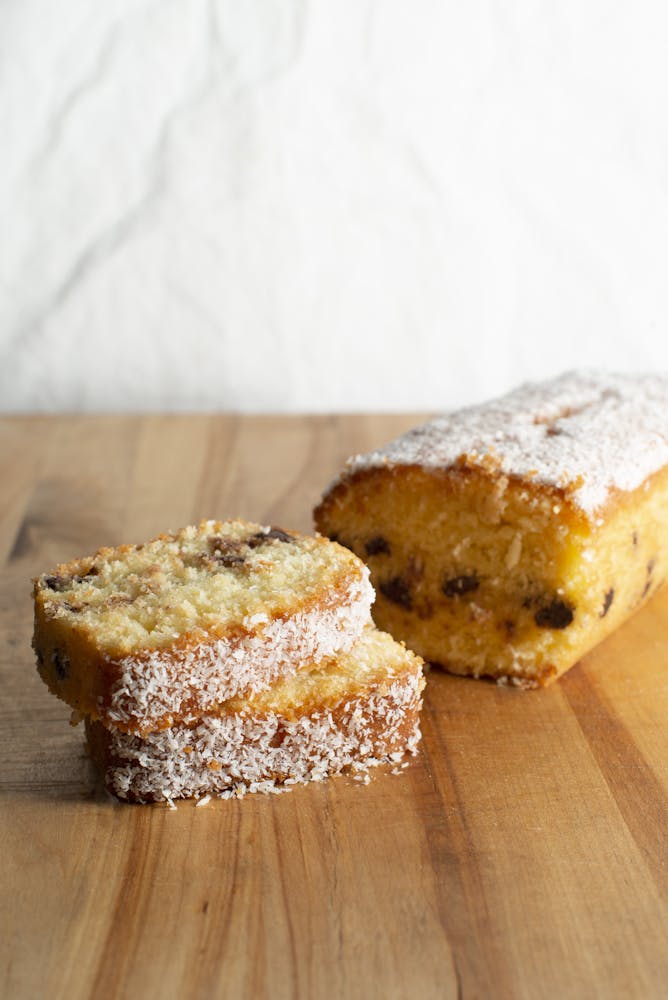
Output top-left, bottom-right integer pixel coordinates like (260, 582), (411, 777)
(1, 414), (667, 1000)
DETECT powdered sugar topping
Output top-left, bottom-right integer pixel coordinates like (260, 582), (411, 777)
(344, 371), (668, 516)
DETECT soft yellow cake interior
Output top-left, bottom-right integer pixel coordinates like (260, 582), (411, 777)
(33, 520), (361, 655)
(315, 464), (668, 685)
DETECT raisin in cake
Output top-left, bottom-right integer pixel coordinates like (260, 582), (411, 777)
(86, 626), (425, 802)
(33, 519), (373, 734)
(314, 371), (668, 687)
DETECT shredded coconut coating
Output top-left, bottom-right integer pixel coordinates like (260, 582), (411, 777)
(91, 670), (424, 802)
(106, 572), (374, 732)
(341, 371), (668, 516)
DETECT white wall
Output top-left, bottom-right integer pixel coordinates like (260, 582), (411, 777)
(1, 1), (667, 413)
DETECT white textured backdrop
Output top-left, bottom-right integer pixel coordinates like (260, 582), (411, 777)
(1, 1), (667, 412)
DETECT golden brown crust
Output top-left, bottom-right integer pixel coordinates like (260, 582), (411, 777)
(315, 463), (590, 532)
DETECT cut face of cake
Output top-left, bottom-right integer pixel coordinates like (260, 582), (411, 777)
(314, 371), (668, 687)
(33, 519), (374, 734)
(85, 626), (425, 802)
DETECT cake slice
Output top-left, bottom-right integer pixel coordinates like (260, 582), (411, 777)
(314, 371), (668, 687)
(85, 626), (425, 802)
(33, 519), (373, 735)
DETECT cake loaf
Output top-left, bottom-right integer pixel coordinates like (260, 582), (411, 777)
(86, 626), (425, 802)
(33, 519), (373, 734)
(314, 371), (668, 687)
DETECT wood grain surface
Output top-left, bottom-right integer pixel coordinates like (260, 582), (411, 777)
(1, 414), (667, 1000)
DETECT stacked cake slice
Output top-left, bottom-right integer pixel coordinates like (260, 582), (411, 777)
(33, 519), (424, 802)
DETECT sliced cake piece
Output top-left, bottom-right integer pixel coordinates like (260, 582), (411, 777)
(314, 371), (668, 687)
(85, 626), (425, 802)
(33, 519), (373, 735)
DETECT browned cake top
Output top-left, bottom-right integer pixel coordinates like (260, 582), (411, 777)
(339, 371), (668, 516)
